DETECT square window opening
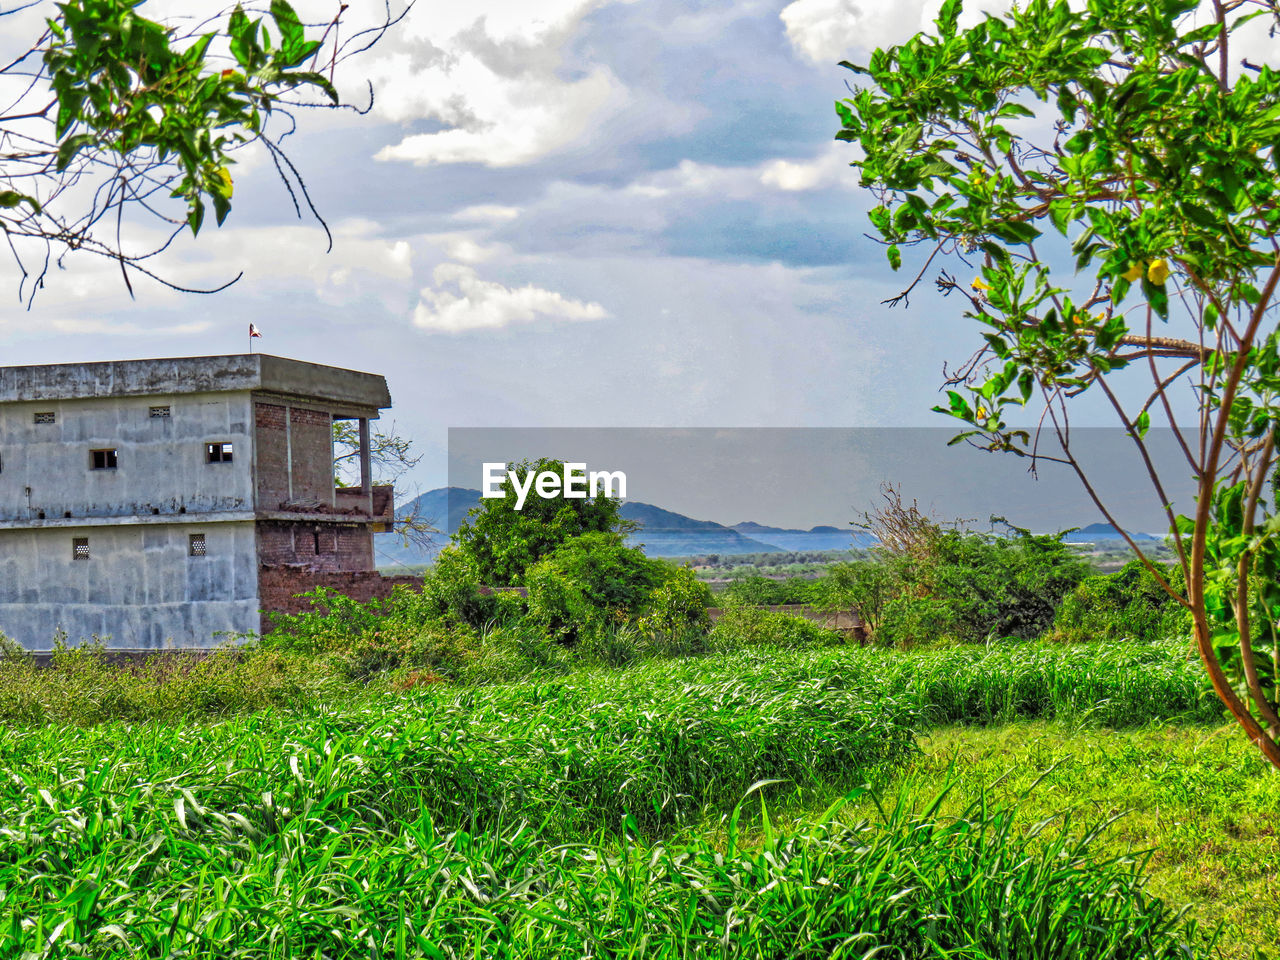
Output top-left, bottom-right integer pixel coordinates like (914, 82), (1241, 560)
(33, 412), (55, 424)
(149, 406), (171, 419)
(90, 449), (118, 470)
(72, 537), (89, 560)
(206, 442), (234, 463)
(189, 533), (206, 557)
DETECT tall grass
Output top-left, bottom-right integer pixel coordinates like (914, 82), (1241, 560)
(0, 773), (1212, 958)
(0, 654), (916, 838)
(0, 637), (1217, 729)
(851, 640), (1220, 726)
(0, 642), (1226, 957)
(0, 642), (337, 725)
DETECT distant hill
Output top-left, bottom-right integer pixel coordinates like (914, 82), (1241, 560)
(1061, 522), (1157, 542)
(731, 520), (874, 552)
(619, 502), (782, 555)
(373, 490), (1162, 570)
(374, 488), (856, 567)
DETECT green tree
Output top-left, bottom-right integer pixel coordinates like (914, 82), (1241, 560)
(1, 0), (404, 301)
(836, 0), (1280, 766)
(453, 458), (636, 586)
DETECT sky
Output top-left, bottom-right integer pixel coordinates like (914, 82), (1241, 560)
(1, 0), (1275, 528)
(446, 428), (1199, 532)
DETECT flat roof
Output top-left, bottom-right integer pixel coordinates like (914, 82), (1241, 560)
(0, 354), (391, 410)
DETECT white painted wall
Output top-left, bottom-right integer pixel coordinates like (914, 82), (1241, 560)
(0, 521), (259, 649)
(0, 392), (256, 521)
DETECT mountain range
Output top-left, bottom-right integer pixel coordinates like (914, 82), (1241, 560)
(1060, 522), (1157, 543)
(372, 488), (1158, 570)
(374, 487), (869, 568)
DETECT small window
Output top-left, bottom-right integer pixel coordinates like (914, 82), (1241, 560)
(206, 442), (234, 463)
(189, 533), (206, 557)
(90, 449), (118, 470)
(149, 406), (171, 419)
(34, 412), (55, 424)
(72, 537), (89, 560)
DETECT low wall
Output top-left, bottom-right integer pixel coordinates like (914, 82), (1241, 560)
(257, 567), (423, 630)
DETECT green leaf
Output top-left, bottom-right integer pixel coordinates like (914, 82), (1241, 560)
(1048, 198), (1072, 236)
(996, 102), (1036, 119)
(278, 71), (339, 104)
(188, 196), (205, 237)
(1134, 409), (1151, 439)
(271, 0), (307, 63)
(989, 220), (1042, 245)
(0, 191), (40, 213)
(55, 134), (96, 172)
(229, 5), (258, 68)
(887, 244), (902, 271)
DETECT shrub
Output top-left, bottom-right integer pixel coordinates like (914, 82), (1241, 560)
(818, 561), (895, 635)
(722, 574), (821, 606)
(637, 566), (712, 650)
(525, 532), (664, 644)
(876, 529), (1090, 646)
(709, 602), (842, 651)
(413, 546), (514, 628)
(260, 587), (387, 654)
(1051, 559), (1189, 643)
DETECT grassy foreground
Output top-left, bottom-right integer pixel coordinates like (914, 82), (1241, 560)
(0, 640), (1264, 958)
(841, 722), (1280, 960)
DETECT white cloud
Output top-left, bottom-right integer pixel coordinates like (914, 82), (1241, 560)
(779, 0), (1010, 63)
(759, 144), (852, 191)
(442, 236), (507, 264)
(2, 218), (418, 320)
(451, 204), (522, 224)
(413, 263), (608, 333)
(367, 1), (631, 167)
(780, 0), (1278, 67)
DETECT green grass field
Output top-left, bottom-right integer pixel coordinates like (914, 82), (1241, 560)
(0, 639), (1272, 957)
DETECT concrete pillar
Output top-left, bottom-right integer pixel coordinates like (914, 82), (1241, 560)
(358, 418), (372, 496)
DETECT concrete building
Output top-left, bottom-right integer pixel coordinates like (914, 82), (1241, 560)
(0, 354), (394, 650)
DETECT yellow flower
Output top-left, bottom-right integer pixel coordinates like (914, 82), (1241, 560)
(971, 277), (991, 291)
(1121, 262), (1143, 282)
(1147, 258), (1170, 285)
(976, 406), (988, 419)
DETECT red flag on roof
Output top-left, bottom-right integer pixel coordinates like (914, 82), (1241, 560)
(249, 324), (262, 338)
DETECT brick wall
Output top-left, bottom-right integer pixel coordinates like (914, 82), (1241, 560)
(254, 402), (290, 507)
(255, 521), (374, 572)
(258, 567), (423, 631)
(289, 407), (334, 503)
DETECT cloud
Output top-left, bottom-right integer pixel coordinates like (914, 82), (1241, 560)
(451, 204), (522, 224)
(759, 144), (852, 191)
(779, 0), (1012, 63)
(4, 218), (419, 321)
(413, 263), (609, 333)
(367, 1), (633, 167)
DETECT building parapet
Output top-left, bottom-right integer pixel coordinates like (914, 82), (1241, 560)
(0, 354), (390, 411)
